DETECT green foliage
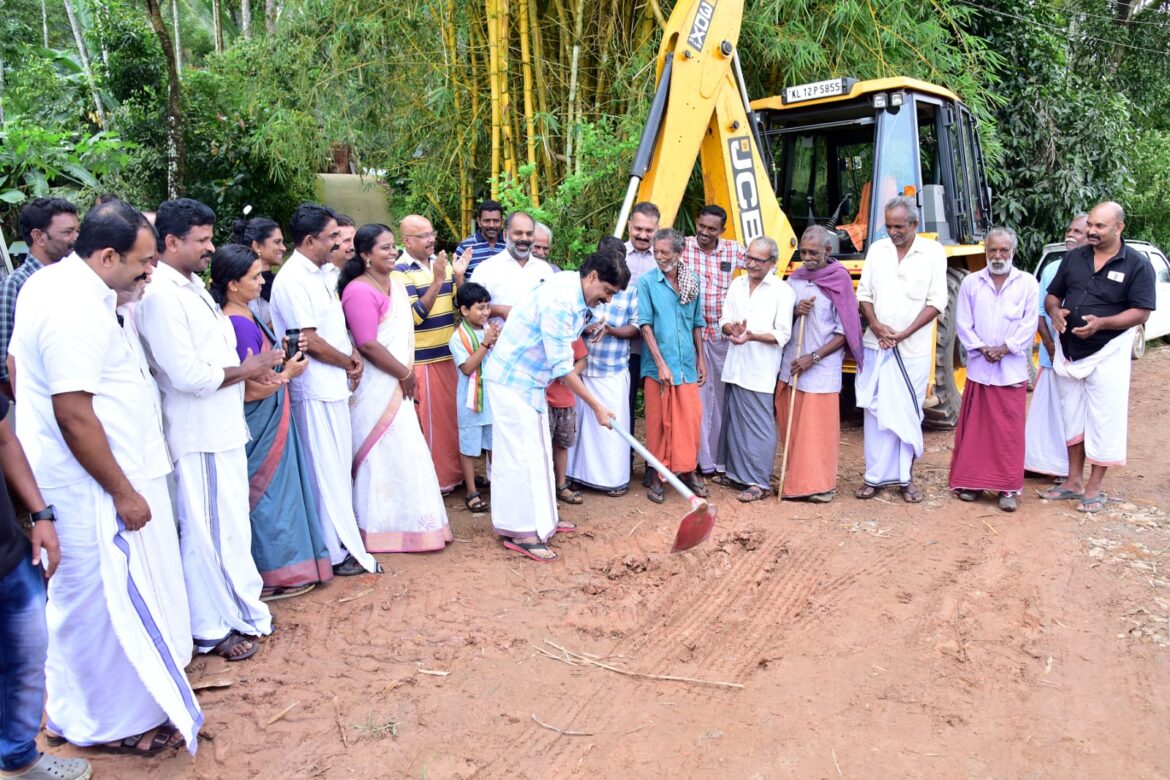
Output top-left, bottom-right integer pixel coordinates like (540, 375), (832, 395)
(1127, 129), (1170, 252)
(0, 120), (134, 236)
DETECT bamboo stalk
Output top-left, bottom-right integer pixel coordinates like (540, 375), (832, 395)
(499, 0), (516, 181)
(564, 0), (585, 172)
(444, 0), (470, 234)
(518, 0), (540, 204)
(529, 0), (555, 182)
(486, 0), (502, 198)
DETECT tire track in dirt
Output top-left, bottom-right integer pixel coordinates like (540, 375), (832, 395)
(477, 532), (791, 777)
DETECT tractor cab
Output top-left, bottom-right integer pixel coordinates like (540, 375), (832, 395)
(752, 77), (992, 266)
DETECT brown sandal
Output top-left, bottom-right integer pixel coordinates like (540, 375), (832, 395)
(900, 482), (925, 503)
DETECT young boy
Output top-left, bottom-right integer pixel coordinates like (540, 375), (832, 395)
(547, 337), (589, 504)
(449, 283), (500, 513)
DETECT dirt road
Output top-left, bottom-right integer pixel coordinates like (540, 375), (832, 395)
(83, 347), (1170, 778)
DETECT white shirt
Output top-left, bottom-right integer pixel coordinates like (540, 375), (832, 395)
(856, 235), (948, 359)
(473, 249), (555, 310)
(270, 250), (352, 403)
(136, 261), (249, 460)
(624, 242), (658, 356)
(119, 300), (173, 479)
(719, 273), (795, 394)
(10, 256), (157, 488)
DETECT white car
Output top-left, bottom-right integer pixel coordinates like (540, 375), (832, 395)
(1033, 240), (1170, 359)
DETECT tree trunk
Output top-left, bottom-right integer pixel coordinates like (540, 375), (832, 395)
(41, 0), (49, 47)
(145, 0), (185, 197)
(212, 0), (224, 53)
(172, 0), (182, 74)
(241, 0), (252, 40)
(265, 0), (277, 33)
(63, 0), (107, 126)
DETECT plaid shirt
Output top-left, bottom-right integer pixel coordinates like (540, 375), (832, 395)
(0, 254), (46, 385)
(584, 287), (638, 377)
(681, 236), (744, 342)
(456, 231), (504, 280)
(484, 271), (590, 412)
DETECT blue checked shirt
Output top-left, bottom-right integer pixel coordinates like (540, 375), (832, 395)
(0, 254), (46, 385)
(456, 231), (505, 280)
(484, 271), (590, 412)
(584, 287), (638, 377)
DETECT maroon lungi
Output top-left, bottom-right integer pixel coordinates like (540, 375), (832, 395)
(948, 380), (1027, 493)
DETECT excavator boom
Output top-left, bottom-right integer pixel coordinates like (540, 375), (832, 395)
(614, 0), (796, 257)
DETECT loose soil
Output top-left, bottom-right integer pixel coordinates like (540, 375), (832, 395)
(77, 347), (1170, 778)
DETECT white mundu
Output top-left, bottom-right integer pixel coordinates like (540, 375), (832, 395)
(137, 261), (272, 648)
(10, 256), (202, 751)
(270, 250), (379, 572)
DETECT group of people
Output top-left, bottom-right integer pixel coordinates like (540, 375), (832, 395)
(0, 186), (1154, 776)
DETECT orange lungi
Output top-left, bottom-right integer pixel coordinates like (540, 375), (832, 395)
(413, 359), (463, 492)
(775, 382), (839, 498)
(643, 379), (701, 474)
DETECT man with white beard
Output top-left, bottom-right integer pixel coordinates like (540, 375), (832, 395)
(947, 227), (1038, 512)
(470, 212), (555, 320)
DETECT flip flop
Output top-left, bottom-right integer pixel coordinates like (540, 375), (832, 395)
(97, 723), (184, 756)
(901, 483), (925, 504)
(556, 483), (584, 505)
(260, 583), (316, 602)
(711, 474), (738, 488)
(683, 478), (709, 498)
(855, 484), (882, 500)
(556, 521), (578, 533)
(1038, 487), (1083, 500)
(736, 485), (767, 503)
(1076, 494), (1107, 513)
(502, 539), (558, 562)
(647, 484), (666, 504)
(210, 631), (258, 661)
(604, 486), (629, 497)
(464, 491), (490, 513)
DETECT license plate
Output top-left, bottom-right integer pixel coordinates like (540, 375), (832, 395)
(783, 78), (849, 104)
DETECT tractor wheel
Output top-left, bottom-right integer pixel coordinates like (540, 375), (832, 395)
(923, 266), (969, 430)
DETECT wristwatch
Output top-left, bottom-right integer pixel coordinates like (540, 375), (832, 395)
(810, 350), (822, 364)
(30, 505), (57, 523)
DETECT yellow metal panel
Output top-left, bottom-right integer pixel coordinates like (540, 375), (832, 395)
(750, 77), (962, 113)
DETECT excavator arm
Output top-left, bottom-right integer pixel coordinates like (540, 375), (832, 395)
(614, 0), (796, 258)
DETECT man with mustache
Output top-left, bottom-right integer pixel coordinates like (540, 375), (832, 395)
(855, 196), (948, 503)
(624, 202), (661, 447)
(0, 197), (79, 401)
(1026, 213), (1088, 478)
(9, 199), (201, 756)
(948, 227), (1038, 512)
(1043, 201), (1155, 513)
(455, 199), (505, 281)
(136, 198), (281, 660)
(271, 203), (380, 576)
(391, 214), (470, 493)
(471, 211), (554, 321)
(680, 204), (744, 477)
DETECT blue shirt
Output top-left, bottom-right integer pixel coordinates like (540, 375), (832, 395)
(585, 287), (639, 377)
(637, 269), (706, 385)
(456, 231), (504, 280)
(484, 272), (590, 412)
(448, 325), (493, 428)
(1037, 261), (1061, 369)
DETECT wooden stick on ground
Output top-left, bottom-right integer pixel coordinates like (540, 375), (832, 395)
(266, 701), (299, 726)
(778, 316), (808, 502)
(332, 696), (349, 748)
(544, 640), (744, 689)
(531, 714), (594, 736)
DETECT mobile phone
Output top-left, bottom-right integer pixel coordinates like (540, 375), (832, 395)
(284, 328), (302, 361)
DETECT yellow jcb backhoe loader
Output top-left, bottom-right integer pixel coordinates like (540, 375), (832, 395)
(614, 0), (992, 428)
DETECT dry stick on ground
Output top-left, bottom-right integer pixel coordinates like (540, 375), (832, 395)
(338, 588), (373, 604)
(332, 696), (349, 748)
(531, 714), (594, 736)
(266, 701), (300, 726)
(544, 640), (744, 689)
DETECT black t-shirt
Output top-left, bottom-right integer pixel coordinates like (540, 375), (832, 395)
(0, 397), (28, 579)
(1047, 242), (1157, 361)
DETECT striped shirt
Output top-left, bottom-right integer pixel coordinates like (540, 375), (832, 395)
(484, 271), (590, 412)
(682, 236), (744, 342)
(0, 253), (46, 385)
(584, 287), (638, 377)
(391, 256), (456, 364)
(455, 231), (504, 280)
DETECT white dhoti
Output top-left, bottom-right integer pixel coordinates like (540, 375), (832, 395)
(1053, 330), (1132, 466)
(698, 338), (729, 473)
(173, 449), (272, 650)
(43, 477), (202, 753)
(486, 380), (558, 541)
(856, 347), (929, 486)
(567, 372), (631, 491)
(291, 398), (378, 572)
(1024, 367), (1069, 476)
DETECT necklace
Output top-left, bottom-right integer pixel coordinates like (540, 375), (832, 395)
(363, 270), (391, 296)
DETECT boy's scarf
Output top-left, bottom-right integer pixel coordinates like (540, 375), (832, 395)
(457, 320), (485, 413)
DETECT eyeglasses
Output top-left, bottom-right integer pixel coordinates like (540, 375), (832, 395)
(743, 254), (773, 265)
(403, 231), (436, 240)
